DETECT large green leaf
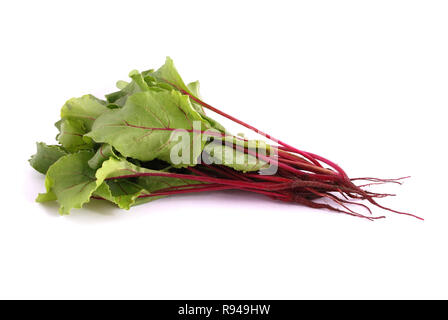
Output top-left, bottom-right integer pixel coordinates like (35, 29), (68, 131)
(86, 90), (210, 166)
(29, 142), (67, 174)
(38, 151), (98, 214)
(38, 152), (140, 214)
(104, 62), (227, 133)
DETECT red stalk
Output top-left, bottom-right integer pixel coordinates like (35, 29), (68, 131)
(107, 171), (281, 191)
(137, 182), (290, 201)
(109, 80), (420, 220)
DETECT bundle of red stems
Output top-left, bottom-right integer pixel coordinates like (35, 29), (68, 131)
(97, 88), (419, 221)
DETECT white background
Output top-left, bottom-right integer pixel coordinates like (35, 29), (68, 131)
(1, 0), (447, 299)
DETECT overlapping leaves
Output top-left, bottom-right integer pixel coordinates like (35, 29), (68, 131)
(30, 57), (268, 214)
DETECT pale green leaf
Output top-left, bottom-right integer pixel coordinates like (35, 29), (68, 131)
(40, 151), (97, 214)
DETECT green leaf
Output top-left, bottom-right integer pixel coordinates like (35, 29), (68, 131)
(136, 174), (201, 193)
(129, 70), (150, 91)
(29, 142), (67, 174)
(151, 57), (196, 97)
(39, 151), (97, 214)
(131, 177), (202, 206)
(61, 94), (109, 130)
(56, 118), (95, 152)
(104, 62), (211, 124)
(186, 81), (207, 116)
(93, 158), (201, 208)
(88, 144), (118, 169)
(185, 81), (227, 133)
(36, 190), (57, 202)
(154, 59), (227, 132)
(201, 114), (226, 133)
(203, 140), (269, 172)
(94, 180), (146, 210)
(105, 90), (128, 105)
(105, 70), (151, 107)
(116, 80), (129, 90)
(39, 152), (202, 213)
(187, 81), (201, 98)
(39, 154), (138, 214)
(86, 90), (210, 166)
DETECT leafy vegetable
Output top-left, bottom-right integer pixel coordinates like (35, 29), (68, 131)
(29, 57), (418, 220)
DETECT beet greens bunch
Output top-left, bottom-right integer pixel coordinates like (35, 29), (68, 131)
(29, 57), (418, 220)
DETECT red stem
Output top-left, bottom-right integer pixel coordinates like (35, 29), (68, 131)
(139, 182), (290, 200)
(179, 88), (353, 180)
(107, 171), (281, 190)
